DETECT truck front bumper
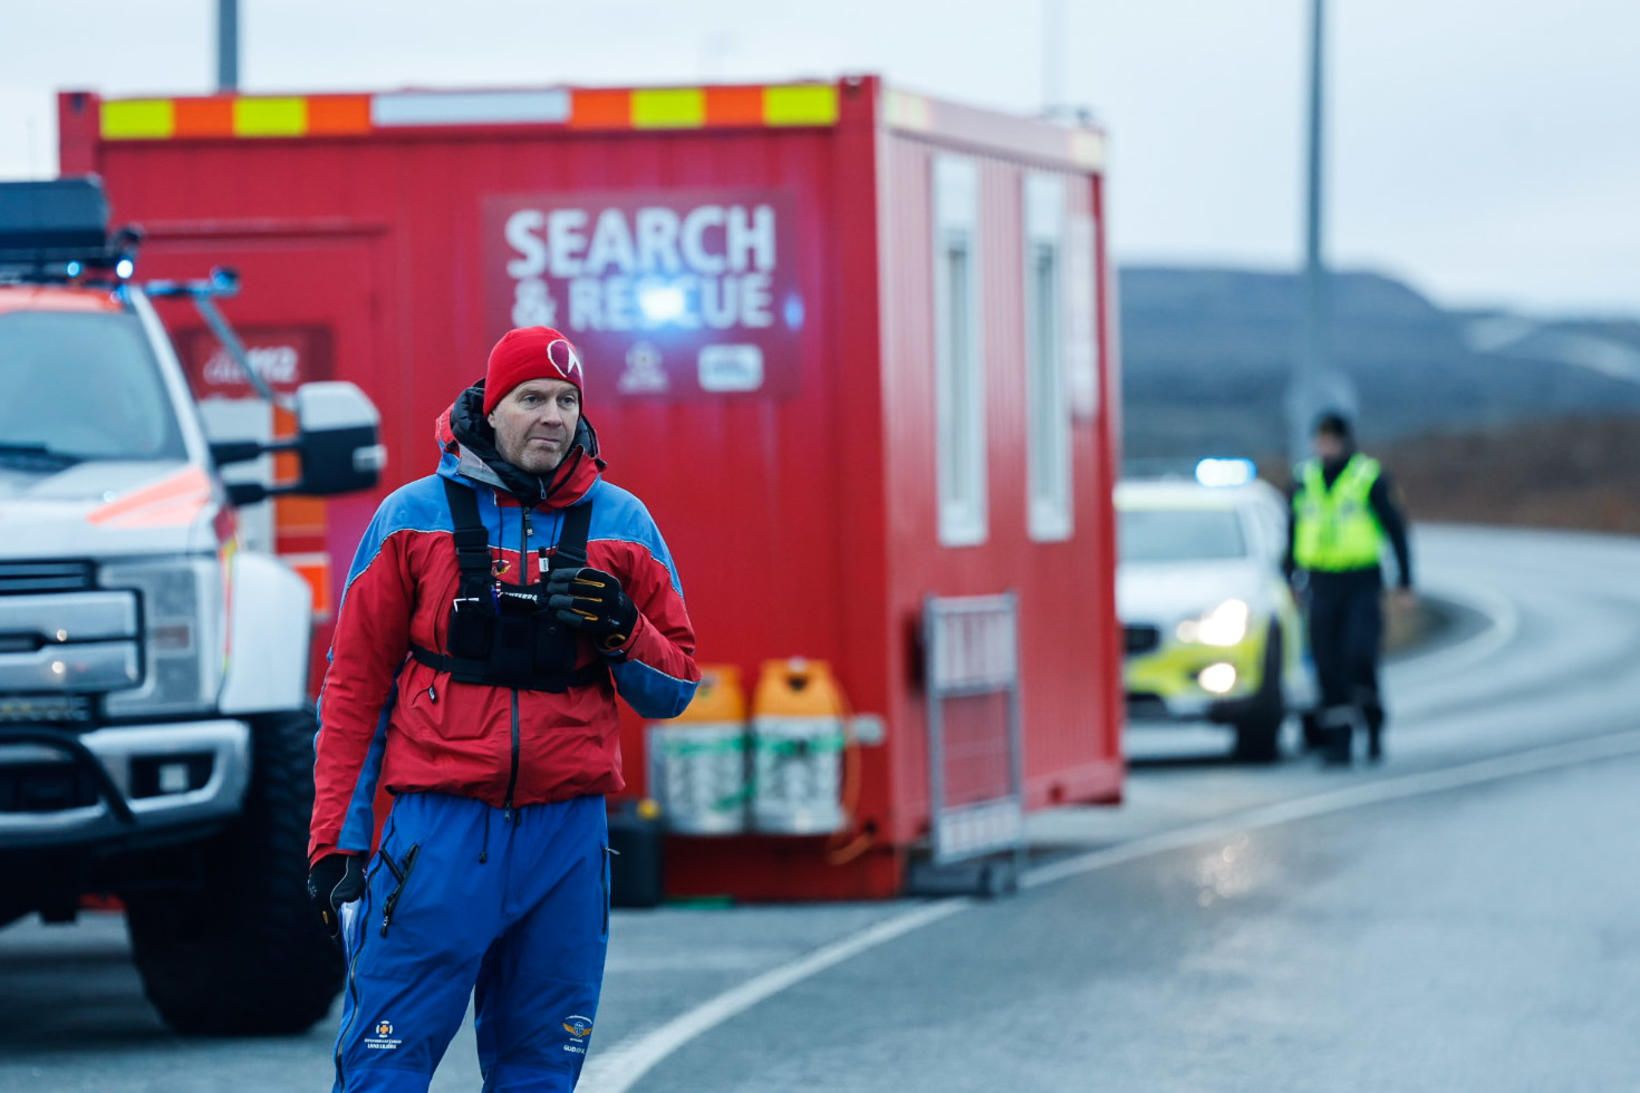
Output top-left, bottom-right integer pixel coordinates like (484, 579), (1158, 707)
(0, 720), (251, 850)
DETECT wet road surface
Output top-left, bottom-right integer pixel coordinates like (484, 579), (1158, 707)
(637, 743), (1640, 1091)
(3, 526), (1638, 1092)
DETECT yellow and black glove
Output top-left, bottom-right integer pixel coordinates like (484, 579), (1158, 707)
(306, 853), (365, 943)
(546, 566), (639, 654)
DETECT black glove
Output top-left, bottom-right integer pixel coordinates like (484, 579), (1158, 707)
(307, 853), (366, 942)
(546, 566), (639, 654)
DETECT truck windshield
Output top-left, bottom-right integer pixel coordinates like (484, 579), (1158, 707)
(1120, 507), (1248, 563)
(0, 311), (187, 467)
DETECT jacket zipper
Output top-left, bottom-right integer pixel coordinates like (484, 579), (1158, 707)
(335, 854), (387, 1086)
(504, 502), (529, 820)
(505, 690), (520, 820)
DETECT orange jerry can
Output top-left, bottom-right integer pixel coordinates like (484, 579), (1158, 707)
(750, 658), (848, 834)
(646, 665), (749, 834)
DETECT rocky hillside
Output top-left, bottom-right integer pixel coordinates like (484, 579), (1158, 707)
(1118, 266), (1640, 466)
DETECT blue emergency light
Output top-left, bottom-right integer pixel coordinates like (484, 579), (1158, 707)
(1195, 458), (1257, 487)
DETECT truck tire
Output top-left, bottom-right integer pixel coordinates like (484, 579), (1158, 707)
(1232, 628), (1286, 764)
(125, 710), (343, 1036)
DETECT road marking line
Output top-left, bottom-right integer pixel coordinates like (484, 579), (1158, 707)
(581, 902), (968, 1090)
(1025, 728), (1640, 889)
(583, 728), (1640, 1092)
(1396, 578), (1521, 680)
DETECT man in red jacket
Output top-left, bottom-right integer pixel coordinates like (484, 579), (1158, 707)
(307, 327), (699, 1092)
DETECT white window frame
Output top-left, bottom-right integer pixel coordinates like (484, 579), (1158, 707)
(1024, 173), (1073, 542)
(932, 155), (987, 547)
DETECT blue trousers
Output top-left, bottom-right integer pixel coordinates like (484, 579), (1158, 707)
(332, 793), (610, 1092)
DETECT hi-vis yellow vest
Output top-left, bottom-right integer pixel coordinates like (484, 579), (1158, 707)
(1292, 454), (1384, 571)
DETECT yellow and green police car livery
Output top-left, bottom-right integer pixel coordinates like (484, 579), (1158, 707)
(1117, 472), (1314, 757)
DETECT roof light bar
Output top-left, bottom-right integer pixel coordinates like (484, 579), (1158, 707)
(1195, 458), (1257, 488)
(0, 178), (141, 283)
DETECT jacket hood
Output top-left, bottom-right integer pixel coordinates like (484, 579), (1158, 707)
(434, 381), (604, 508)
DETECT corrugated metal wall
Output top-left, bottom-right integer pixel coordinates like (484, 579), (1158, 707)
(73, 78), (1120, 899)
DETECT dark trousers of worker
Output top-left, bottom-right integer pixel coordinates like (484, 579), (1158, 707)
(332, 792), (610, 1092)
(1305, 570), (1385, 758)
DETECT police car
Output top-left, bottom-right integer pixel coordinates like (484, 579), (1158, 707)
(1117, 461), (1314, 761)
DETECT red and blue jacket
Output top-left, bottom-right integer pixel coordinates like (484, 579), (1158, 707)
(308, 398), (699, 863)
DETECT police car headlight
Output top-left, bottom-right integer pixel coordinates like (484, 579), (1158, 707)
(1176, 599), (1250, 647)
(101, 557), (225, 717)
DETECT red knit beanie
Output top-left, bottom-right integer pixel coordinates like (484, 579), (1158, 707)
(483, 327), (585, 414)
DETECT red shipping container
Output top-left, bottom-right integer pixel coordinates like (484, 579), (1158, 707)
(59, 76), (1124, 900)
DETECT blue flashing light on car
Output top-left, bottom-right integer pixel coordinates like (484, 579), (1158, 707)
(1195, 458), (1256, 488)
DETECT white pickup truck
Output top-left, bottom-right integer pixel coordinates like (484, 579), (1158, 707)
(0, 178), (383, 1034)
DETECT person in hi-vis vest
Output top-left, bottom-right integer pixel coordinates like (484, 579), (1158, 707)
(1284, 411), (1414, 764)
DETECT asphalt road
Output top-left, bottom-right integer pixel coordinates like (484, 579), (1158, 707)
(635, 750), (1640, 1092)
(3, 525), (1638, 1092)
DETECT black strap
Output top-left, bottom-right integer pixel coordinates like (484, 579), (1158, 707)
(407, 644), (609, 692)
(446, 477), (593, 576)
(443, 477), (493, 598)
(550, 500), (593, 571)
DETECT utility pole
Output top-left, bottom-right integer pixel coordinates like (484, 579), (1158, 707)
(217, 0), (240, 92)
(1290, 0), (1327, 465)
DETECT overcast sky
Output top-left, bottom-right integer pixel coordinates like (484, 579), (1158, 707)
(2, 1), (1635, 314)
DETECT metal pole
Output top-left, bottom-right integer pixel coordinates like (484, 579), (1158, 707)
(1004, 592), (1026, 883)
(924, 597), (948, 864)
(217, 0), (240, 92)
(1291, 0), (1326, 465)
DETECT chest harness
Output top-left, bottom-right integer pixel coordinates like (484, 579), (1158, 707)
(409, 478), (608, 692)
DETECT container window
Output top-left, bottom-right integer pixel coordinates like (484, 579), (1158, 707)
(933, 156), (986, 547)
(1024, 174), (1071, 542)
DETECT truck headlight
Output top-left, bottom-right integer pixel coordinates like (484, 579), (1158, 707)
(1176, 599), (1250, 647)
(101, 557), (225, 717)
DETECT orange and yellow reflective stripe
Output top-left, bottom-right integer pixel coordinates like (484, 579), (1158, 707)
(100, 85), (840, 140)
(102, 94), (373, 140)
(631, 87), (707, 129)
(101, 99), (175, 139)
(761, 84), (838, 126)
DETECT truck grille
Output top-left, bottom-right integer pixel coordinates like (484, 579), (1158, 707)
(0, 582), (140, 700)
(1124, 624), (1161, 656)
(0, 561), (95, 595)
(0, 695), (93, 725)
